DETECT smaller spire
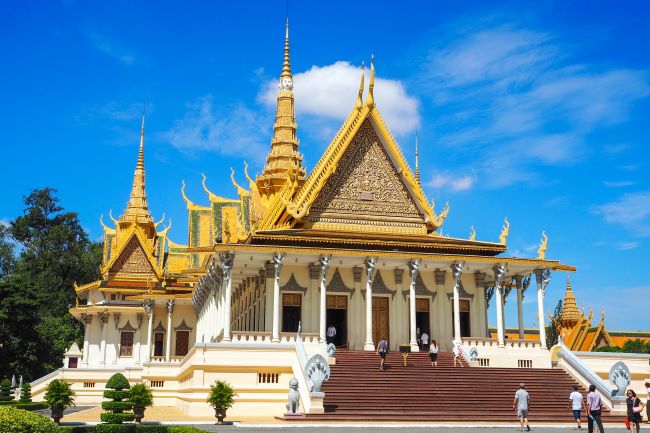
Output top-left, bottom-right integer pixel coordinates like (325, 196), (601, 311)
(120, 115), (153, 224)
(560, 274), (581, 324)
(356, 61), (365, 110)
(415, 129), (420, 185)
(366, 54), (375, 108)
(281, 18), (292, 80)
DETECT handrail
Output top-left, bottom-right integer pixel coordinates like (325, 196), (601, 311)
(452, 340), (471, 364)
(31, 369), (61, 387)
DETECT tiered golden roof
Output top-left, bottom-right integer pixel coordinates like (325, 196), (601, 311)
(560, 276), (581, 324)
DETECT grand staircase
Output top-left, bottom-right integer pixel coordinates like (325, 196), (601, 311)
(304, 350), (617, 422)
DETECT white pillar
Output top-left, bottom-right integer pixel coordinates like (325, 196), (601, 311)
(408, 260), (421, 351)
(535, 269), (549, 349)
(81, 314), (92, 366)
(516, 276), (525, 339)
(492, 264), (507, 347)
(271, 253), (284, 343)
(165, 300), (174, 361)
(99, 312), (108, 364)
(145, 301), (153, 361)
(363, 257), (377, 351)
(220, 251), (235, 342)
(135, 313), (143, 364)
(451, 261), (464, 344)
(319, 255), (331, 343)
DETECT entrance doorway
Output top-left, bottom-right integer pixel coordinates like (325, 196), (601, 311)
(326, 294), (348, 347)
(451, 299), (471, 337)
(282, 293), (302, 333)
(372, 296), (390, 344)
(415, 297), (430, 337)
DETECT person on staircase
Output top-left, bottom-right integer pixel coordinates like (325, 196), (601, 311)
(645, 381), (650, 424)
(420, 331), (429, 351)
(429, 340), (439, 367)
(376, 336), (388, 372)
(453, 342), (464, 367)
(626, 389), (645, 433)
(586, 384), (605, 433)
(568, 384), (584, 430)
(513, 382), (531, 432)
(327, 324), (336, 345)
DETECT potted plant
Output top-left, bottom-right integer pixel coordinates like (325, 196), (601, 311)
(44, 379), (75, 424)
(207, 380), (237, 424)
(99, 372), (134, 426)
(129, 382), (153, 423)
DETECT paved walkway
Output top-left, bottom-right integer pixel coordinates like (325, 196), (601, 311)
(188, 425), (634, 433)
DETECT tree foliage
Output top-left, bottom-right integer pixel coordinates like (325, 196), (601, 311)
(0, 188), (102, 380)
(594, 338), (650, 354)
(546, 299), (563, 348)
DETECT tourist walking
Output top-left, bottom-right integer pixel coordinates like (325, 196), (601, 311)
(586, 384), (605, 433)
(645, 381), (650, 424)
(513, 383), (530, 432)
(420, 331), (429, 351)
(626, 389), (645, 433)
(326, 324), (336, 345)
(453, 342), (464, 367)
(376, 336), (388, 372)
(568, 384), (584, 430)
(429, 340), (439, 367)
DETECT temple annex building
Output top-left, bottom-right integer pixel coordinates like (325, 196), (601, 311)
(29, 21), (649, 421)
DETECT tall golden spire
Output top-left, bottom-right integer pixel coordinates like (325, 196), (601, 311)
(120, 116), (153, 224)
(415, 129), (420, 185)
(560, 275), (581, 324)
(256, 18), (306, 200)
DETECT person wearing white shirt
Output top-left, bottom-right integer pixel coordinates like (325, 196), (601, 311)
(326, 325), (336, 345)
(645, 381), (650, 424)
(420, 332), (429, 351)
(568, 384), (584, 430)
(453, 342), (464, 367)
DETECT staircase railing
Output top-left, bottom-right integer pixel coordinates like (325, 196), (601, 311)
(292, 323), (327, 414)
(556, 338), (626, 412)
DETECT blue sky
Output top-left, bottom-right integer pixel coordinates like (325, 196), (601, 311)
(1, 1), (649, 331)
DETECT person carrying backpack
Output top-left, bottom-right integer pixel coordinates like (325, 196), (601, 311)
(376, 337), (388, 372)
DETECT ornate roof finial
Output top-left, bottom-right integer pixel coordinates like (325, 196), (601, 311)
(469, 225), (476, 241)
(560, 275), (581, 324)
(120, 116), (153, 224)
(366, 54), (375, 108)
(415, 129), (420, 185)
(356, 61), (365, 110)
(281, 17), (292, 81)
(499, 217), (510, 245)
(537, 230), (548, 259)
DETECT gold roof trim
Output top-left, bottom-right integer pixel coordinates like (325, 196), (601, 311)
(181, 180), (210, 211)
(100, 225), (163, 278)
(74, 280), (102, 293)
(202, 173), (237, 203)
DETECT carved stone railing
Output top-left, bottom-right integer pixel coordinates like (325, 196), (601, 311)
(557, 338), (626, 412)
(230, 331), (320, 344)
(292, 324), (328, 414)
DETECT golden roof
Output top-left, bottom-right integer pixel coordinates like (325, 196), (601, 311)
(120, 116), (153, 224)
(560, 276), (581, 324)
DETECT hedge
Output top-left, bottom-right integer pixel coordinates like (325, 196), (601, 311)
(0, 406), (58, 433)
(0, 401), (47, 410)
(57, 426), (208, 433)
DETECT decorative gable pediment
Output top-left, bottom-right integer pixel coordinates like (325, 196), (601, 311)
(300, 119), (427, 234)
(108, 235), (157, 277)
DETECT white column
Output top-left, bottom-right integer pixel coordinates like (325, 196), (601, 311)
(451, 261), (464, 344)
(165, 300), (174, 361)
(99, 312), (108, 364)
(271, 253), (284, 343)
(408, 260), (421, 351)
(535, 269), (550, 349)
(135, 313), (143, 364)
(220, 251), (235, 342)
(319, 255), (331, 343)
(515, 276), (525, 339)
(363, 257), (377, 351)
(81, 314), (92, 366)
(492, 264), (507, 347)
(145, 301), (153, 361)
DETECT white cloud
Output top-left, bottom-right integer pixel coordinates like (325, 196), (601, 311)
(259, 61), (420, 135)
(0, 219), (9, 227)
(88, 32), (135, 65)
(616, 241), (640, 250)
(591, 191), (650, 236)
(164, 95), (270, 161)
(603, 180), (636, 188)
(422, 24), (650, 188)
(426, 173), (475, 192)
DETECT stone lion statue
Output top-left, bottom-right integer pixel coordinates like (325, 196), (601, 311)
(326, 343), (336, 357)
(469, 347), (479, 362)
(286, 377), (300, 414)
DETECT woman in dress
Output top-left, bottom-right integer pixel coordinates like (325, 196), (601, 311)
(429, 339), (439, 367)
(626, 389), (645, 433)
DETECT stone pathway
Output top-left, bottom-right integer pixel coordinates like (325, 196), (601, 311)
(187, 426), (633, 433)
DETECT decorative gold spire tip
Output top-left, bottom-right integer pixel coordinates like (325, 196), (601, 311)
(356, 61), (365, 110)
(366, 54), (375, 108)
(414, 129), (420, 185)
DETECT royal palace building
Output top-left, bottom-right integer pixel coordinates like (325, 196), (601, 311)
(32, 22), (585, 417)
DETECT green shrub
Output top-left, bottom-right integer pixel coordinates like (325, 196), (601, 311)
(0, 405), (58, 433)
(19, 383), (32, 403)
(96, 424), (135, 433)
(207, 380), (236, 410)
(57, 427), (96, 432)
(0, 380), (14, 403)
(44, 380), (75, 410)
(129, 384), (153, 408)
(99, 373), (134, 425)
(14, 402), (48, 411)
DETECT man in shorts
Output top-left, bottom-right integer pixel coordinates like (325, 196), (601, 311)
(568, 384), (584, 430)
(376, 336), (388, 372)
(513, 382), (530, 432)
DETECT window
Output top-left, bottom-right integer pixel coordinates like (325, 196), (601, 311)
(175, 330), (189, 357)
(154, 332), (164, 357)
(120, 331), (134, 357)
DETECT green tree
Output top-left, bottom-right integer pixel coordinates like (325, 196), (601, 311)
(0, 188), (102, 379)
(99, 373), (134, 424)
(546, 299), (563, 348)
(0, 379), (14, 403)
